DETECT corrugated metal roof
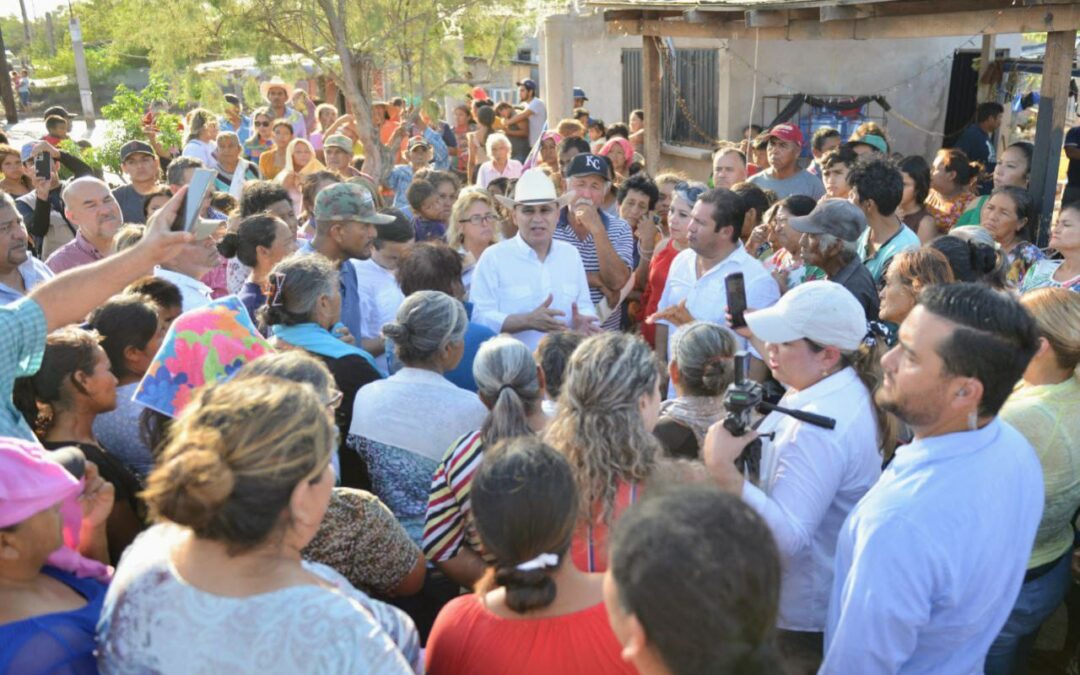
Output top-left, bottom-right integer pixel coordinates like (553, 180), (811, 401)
(585, 0), (900, 10)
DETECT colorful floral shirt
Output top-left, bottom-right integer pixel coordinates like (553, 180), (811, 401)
(1004, 240), (1046, 288)
(1020, 259), (1080, 294)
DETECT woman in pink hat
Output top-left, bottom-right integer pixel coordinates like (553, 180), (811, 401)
(0, 439), (114, 673)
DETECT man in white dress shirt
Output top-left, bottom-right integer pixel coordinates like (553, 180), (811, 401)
(651, 188), (779, 382)
(818, 283), (1043, 673)
(470, 168), (600, 350)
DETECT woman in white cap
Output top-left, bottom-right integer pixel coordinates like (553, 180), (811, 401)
(701, 280), (891, 674)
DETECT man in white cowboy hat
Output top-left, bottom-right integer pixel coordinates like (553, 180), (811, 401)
(259, 77), (308, 139)
(470, 168), (600, 350)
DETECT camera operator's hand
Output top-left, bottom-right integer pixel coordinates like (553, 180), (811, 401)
(702, 421), (758, 493)
(725, 308), (754, 340)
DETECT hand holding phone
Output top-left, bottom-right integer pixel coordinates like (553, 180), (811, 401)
(35, 151), (52, 181)
(725, 272), (748, 329)
(178, 168), (217, 234)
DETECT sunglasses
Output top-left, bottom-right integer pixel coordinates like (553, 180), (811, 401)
(254, 121), (271, 127)
(673, 181), (705, 205)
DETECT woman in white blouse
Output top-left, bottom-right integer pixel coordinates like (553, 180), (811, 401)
(704, 280), (889, 674)
(181, 108), (219, 171)
(96, 376), (422, 674)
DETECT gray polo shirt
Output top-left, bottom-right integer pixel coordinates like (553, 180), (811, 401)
(748, 168), (826, 200)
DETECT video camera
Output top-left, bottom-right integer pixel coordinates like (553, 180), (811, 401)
(721, 351), (837, 481)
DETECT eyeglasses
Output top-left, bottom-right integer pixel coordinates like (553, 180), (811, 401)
(517, 204), (558, 217)
(463, 213), (500, 225)
(254, 121), (271, 127)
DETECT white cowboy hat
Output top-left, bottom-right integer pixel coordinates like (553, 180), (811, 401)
(259, 77), (295, 101)
(494, 168), (565, 209)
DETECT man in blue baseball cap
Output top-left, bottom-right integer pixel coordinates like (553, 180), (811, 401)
(573, 86), (588, 109)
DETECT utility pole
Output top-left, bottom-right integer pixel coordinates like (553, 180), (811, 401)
(18, 0), (33, 48)
(68, 2), (96, 129)
(45, 13), (57, 57)
(0, 26), (18, 124)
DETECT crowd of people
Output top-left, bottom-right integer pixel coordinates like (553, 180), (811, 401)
(1, 76), (1079, 675)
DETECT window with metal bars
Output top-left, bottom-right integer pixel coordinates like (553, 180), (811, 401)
(622, 47), (719, 147)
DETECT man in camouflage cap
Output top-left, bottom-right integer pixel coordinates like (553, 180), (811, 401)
(302, 182), (394, 341)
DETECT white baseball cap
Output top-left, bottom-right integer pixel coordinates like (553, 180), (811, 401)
(745, 280), (867, 351)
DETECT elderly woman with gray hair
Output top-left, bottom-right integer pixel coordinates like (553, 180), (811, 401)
(654, 321), (737, 460)
(348, 290), (488, 639)
(347, 290), (488, 545)
(259, 254), (382, 489)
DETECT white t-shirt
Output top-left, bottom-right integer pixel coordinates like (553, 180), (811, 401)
(354, 258), (405, 373)
(526, 98), (547, 147)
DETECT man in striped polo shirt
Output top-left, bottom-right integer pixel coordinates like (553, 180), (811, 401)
(553, 153), (635, 332)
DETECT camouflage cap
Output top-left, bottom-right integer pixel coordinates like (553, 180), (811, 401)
(314, 183), (395, 225)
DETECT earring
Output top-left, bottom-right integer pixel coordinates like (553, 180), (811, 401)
(967, 410), (978, 431)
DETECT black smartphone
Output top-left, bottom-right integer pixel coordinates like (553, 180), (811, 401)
(725, 272), (748, 329)
(35, 151), (52, 181)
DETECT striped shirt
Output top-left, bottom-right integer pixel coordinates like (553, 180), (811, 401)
(553, 208), (634, 332)
(423, 431), (492, 564)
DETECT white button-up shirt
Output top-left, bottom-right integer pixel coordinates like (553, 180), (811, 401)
(154, 267), (213, 313)
(354, 258), (404, 374)
(823, 417), (1044, 674)
(657, 244), (779, 361)
(470, 233), (596, 351)
(743, 367), (881, 632)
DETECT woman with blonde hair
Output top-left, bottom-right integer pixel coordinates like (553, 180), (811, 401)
(544, 332), (662, 573)
(274, 137), (325, 216)
(96, 377), (422, 673)
(446, 190), (500, 295)
(986, 288), (1080, 674)
(181, 108), (219, 170)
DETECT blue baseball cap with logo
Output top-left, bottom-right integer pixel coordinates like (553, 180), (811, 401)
(564, 153), (611, 181)
(516, 79), (538, 92)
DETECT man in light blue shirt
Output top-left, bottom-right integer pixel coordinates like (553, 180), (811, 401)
(821, 283), (1044, 674)
(848, 158), (920, 284)
(0, 195), (54, 305)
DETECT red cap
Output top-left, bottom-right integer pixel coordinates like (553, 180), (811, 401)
(765, 123), (804, 145)
(470, 86), (489, 101)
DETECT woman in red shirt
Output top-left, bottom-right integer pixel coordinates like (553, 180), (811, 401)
(544, 332), (663, 573)
(639, 181), (705, 347)
(425, 438), (634, 675)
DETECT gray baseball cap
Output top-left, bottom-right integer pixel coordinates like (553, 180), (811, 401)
(789, 199), (868, 242)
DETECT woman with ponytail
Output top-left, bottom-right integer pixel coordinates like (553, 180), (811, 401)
(13, 327), (144, 562)
(96, 377), (422, 673)
(259, 254), (381, 490)
(426, 437), (635, 675)
(926, 148), (982, 234)
(706, 280), (886, 673)
(218, 213), (297, 325)
(423, 336), (548, 588)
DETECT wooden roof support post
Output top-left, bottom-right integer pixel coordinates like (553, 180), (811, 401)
(642, 35), (662, 176)
(1029, 29), (1077, 247)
